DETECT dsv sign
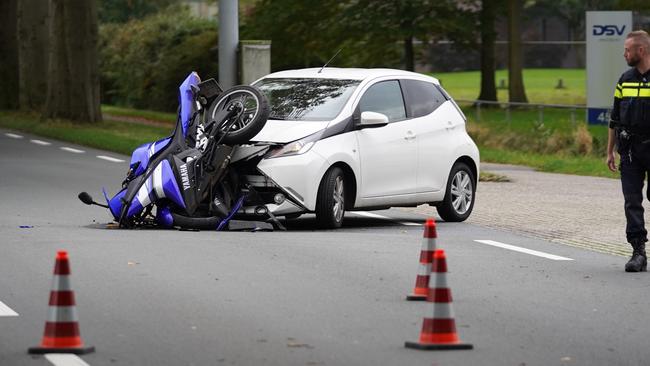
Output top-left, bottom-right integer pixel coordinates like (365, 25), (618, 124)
(592, 25), (626, 36)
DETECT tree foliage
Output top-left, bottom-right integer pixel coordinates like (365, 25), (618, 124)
(242, 0), (347, 71)
(100, 6), (218, 111)
(243, 0), (476, 72)
(99, 0), (180, 23)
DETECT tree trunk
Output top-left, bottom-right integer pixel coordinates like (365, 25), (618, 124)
(0, 0), (19, 109)
(404, 36), (414, 71)
(477, 0), (497, 102)
(17, 0), (49, 112)
(507, 0), (528, 103)
(44, 0), (102, 123)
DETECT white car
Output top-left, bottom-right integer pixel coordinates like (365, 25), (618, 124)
(238, 67), (479, 228)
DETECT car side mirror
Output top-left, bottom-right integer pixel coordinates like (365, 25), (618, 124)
(358, 111), (389, 128)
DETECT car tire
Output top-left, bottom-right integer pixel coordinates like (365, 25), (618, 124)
(437, 162), (475, 222)
(315, 167), (345, 229)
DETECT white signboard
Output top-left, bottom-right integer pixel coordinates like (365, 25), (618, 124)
(586, 11), (632, 124)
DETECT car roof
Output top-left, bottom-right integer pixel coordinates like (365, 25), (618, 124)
(260, 67), (440, 84)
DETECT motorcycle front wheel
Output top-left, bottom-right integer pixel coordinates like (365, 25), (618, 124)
(208, 85), (270, 145)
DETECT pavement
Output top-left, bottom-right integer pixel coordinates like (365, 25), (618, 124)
(3, 129), (650, 366)
(398, 162), (647, 258)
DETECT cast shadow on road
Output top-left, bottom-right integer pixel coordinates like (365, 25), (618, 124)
(81, 216), (425, 232)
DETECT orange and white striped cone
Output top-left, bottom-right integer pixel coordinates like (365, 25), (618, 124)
(405, 249), (473, 350)
(28, 251), (95, 354)
(406, 218), (437, 301)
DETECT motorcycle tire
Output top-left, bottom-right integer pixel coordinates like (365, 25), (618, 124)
(207, 85), (270, 145)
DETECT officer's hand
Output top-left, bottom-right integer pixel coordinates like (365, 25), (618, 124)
(607, 152), (617, 172)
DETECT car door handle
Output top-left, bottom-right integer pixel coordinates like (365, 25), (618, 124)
(404, 131), (416, 140)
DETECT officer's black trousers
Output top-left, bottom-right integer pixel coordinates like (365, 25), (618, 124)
(619, 141), (650, 243)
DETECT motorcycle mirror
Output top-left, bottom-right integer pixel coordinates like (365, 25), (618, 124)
(78, 192), (94, 205)
(78, 192), (110, 208)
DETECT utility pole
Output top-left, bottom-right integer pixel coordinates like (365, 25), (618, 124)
(218, 0), (238, 89)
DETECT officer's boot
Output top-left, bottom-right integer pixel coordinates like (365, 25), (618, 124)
(625, 238), (647, 272)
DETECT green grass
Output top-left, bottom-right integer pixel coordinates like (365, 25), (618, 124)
(0, 110), (170, 156)
(480, 147), (616, 178)
(101, 105), (176, 124)
(433, 68), (586, 105)
(428, 68), (616, 179)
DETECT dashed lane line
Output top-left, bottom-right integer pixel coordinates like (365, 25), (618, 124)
(96, 155), (125, 163)
(0, 300), (19, 316)
(45, 354), (91, 366)
(5, 133), (23, 139)
(60, 147), (85, 154)
(31, 139), (52, 146)
(474, 239), (574, 261)
(350, 211), (422, 226)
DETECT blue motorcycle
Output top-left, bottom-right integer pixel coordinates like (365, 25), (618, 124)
(79, 72), (273, 230)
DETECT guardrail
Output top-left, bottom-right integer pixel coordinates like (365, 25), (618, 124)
(454, 99), (597, 127)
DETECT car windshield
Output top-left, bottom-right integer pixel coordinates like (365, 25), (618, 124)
(254, 78), (360, 121)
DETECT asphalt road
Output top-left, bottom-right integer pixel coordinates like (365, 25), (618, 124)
(1, 129), (650, 366)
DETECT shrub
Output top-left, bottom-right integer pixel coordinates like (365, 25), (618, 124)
(573, 123), (593, 155)
(100, 6), (218, 112)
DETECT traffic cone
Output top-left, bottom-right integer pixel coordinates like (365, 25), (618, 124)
(28, 251), (95, 354)
(406, 218), (437, 301)
(405, 249), (473, 350)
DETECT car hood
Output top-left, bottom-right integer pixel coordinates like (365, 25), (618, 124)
(250, 120), (329, 143)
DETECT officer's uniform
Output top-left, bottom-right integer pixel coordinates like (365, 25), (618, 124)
(610, 67), (650, 271)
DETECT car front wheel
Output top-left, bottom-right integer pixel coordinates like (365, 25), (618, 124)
(437, 162), (475, 222)
(315, 167), (345, 229)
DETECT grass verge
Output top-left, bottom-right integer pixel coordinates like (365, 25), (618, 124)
(101, 104), (176, 124)
(480, 147), (616, 179)
(0, 110), (170, 156)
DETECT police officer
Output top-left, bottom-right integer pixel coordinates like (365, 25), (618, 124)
(607, 30), (650, 272)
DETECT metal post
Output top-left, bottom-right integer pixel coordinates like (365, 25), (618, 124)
(476, 102), (481, 122)
(538, 105), (543, 124)
(505, 104), (511, 127)
(218, 0), (238, 89)
(570, 108), (576, 128)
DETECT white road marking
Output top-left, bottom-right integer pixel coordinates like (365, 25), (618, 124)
(398, 221), (422, 226)
(61, 147), (85, 154)
(45, 354), (90, 366)
(0, 300), (19, 316)
(31, 139), (52, 146)
(352, 211), (391, 220)
(96, 155), (125, 163)
(5, 133), (23, 139)
(474, 240), (574, 261)
(350, 211), (422, 226)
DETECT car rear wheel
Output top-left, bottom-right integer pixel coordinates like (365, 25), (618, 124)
(315, 167), (345, 229)
(437, 162), (475, 222)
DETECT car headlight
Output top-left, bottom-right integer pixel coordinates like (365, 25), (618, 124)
(266, 131), (323, 159)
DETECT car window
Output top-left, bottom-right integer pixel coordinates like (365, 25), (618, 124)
(253, 78), (360, 121)
(358, 80), (406, 122)
(401, 79), (447, 118)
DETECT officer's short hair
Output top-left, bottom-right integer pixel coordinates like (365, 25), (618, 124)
(626, 30), (650, 50)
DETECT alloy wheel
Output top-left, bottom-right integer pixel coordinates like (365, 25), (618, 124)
(332, 176), (344, 222)
(450, 170), (472, 215)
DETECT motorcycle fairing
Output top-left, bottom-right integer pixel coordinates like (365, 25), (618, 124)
(104, 158), (188, 221)
(179, 72), (201, 137)
(130, 137), (172, 177)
